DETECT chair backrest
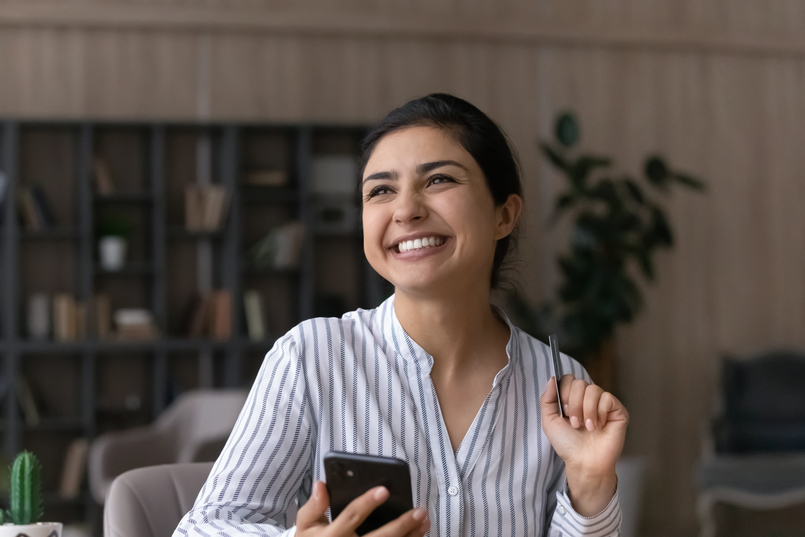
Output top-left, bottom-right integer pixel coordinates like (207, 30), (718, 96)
(155, 389), (248, 462)
(715, 350), (805, 453)
(104, 462), (214, 537)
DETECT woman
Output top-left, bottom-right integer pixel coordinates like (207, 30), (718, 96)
(175, 94), (628, 537)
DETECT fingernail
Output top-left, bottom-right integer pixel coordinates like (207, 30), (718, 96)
(374, 487), (388, 501)
(563, 404), (569, 413)
(585, 418), (594, 431)
(413, 507), (426, 521)
(570, 415), (580, 428)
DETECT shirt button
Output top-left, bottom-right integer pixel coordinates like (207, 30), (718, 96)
(447, 486), (458, 496)
(557, 505), (566, 515)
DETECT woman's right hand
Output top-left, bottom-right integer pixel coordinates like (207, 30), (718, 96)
(296, 481), (429, 537)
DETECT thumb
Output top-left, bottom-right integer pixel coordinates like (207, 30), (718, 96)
(540, 376), (562, 422)
(296, 481), (330, 531)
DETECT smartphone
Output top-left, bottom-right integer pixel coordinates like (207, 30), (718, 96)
(324, 451), (414, 536)
(548, 334), (564, 418)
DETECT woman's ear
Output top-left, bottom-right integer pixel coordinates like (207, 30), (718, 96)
(494, 194), (523, 239)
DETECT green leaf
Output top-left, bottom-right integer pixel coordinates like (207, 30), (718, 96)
(555, 112), (580, 148)
(673, 173), (706, 191)
(540, 143), (569, 171)
(570, 156), (612, 189)
(650, 207), (674, 247)
(637, 252), (655, 280)
(644, 155), (670, 188)
(623, 179), (645, 204)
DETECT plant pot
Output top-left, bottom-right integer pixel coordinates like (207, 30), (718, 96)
(616, 456), (646, 537)
(0, 522), (63, 537)
(98, 236), (127, 271)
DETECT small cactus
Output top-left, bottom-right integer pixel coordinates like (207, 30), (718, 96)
(8, 451), (44, 525)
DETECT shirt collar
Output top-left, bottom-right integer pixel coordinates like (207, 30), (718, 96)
(383, 294), (518, 382)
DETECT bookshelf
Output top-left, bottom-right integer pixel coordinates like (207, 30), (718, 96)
(0, 120), (388, 531)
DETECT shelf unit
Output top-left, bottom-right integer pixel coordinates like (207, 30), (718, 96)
(0, 120), (388, 530)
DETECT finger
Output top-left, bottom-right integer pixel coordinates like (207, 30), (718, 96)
(558, 374), (575, 410)
(582, 384), (604, 431)
(329, 486), (390, 535)
(567, 378), (589, 429)
(540, 376), (561, 420)
(296, 482), (330, 531)
(365, 507), (429, 537)
(598, 391), (630, 428)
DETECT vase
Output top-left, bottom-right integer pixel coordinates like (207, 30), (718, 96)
(0, 522), (63, 537)
(98, 236), (127, 271)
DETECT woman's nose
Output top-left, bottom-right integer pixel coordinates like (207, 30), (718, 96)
(393, 190), (427, 224)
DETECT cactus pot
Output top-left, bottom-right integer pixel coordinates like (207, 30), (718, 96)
(0, 522), (62, 537)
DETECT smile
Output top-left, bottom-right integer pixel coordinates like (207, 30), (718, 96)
(394, 236), (446, 253)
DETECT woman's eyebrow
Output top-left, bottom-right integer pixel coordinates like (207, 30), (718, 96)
(362, 170), (398, 184)
(416, 160), (468, 174)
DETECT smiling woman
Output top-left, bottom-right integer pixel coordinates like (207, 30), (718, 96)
(174, 94), (628, 537)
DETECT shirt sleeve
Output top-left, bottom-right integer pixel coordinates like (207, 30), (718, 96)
(173, 332), (315, 536)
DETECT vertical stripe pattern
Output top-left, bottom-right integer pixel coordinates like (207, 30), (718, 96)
(174, 295), (622, 537)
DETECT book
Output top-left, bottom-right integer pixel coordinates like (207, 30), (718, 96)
(188, 293), (212, 337)
(185, 185), (204, 231)
(94, 158), (116, 195)
(30, 184), (56, 228)
(27, 293), (51, 340)
(202, 185), (230, 230)
(59, 438), (89, 499)
(75, 302), (87, 340)
(0, 171), (7, 223)
(243, 289), (267, 341)
(93, 293), (112, 339)
(17, 187), (40, 230)
(15, 374), (40, 427)
(244, 170), (288, 187)
(52, 294), (78, 342)
(211, 290), (232, 340)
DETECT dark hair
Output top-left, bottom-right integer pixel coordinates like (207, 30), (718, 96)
(358, 93), (523, 288)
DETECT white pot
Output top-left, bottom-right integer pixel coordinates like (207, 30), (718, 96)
(98, 236), (127, 271)
(616, 456), (646, 537)
(0, 522), (63, 537)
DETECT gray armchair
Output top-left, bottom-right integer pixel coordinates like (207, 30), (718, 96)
(696, 351), (805, 537)
(104, 462), (213, 537)
(89, 389), (248, 504)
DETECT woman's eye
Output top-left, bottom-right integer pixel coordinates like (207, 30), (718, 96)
(429, 174), (455, 186)
(365, 185), (393, 199)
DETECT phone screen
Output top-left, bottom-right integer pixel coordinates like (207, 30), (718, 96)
(324, 451), (414, 536)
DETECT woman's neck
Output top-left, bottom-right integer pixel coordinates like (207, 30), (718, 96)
(393, 288), (510, 380)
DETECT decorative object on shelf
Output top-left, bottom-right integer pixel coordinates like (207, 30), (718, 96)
(93, 157), (116, 195)
(113, 308), (159, 341)
(310, 196), (359, 235)
(510, 111), (705, 391)
(246, 221), (305, 270)
(26, 293), (51, 340)
(93, 293), (112, 339)
(243, 170), (288, 187)
(0, 451), (63, 537)
(243, 289), (267, 341)
(181, 289), (232, 339)
(184, 184), (230, 232)
(96, 216), (131, 271)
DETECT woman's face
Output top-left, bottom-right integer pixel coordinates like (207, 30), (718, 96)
(361, 126), (519, 298)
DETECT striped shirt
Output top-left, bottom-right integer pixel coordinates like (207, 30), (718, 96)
(175, 295), (622, 536)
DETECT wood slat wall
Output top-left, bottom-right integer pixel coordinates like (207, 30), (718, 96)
(3, 1), (805, 535)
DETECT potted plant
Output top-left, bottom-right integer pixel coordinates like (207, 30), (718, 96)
(0, 451), (62, 537)
(97, 216), (131, 271)
(509, 112), (705, 537)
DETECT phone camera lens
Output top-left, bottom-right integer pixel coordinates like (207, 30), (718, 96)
(345, 470), (354, 477)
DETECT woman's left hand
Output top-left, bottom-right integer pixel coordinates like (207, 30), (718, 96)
(540, 374), (629, 516)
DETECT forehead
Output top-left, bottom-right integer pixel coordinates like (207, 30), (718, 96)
(363, 126), (475, 175)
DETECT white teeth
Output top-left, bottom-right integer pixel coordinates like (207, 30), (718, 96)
(397, 236), (444, 253)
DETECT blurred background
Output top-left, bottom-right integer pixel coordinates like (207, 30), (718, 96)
(2, 1), (805, 536)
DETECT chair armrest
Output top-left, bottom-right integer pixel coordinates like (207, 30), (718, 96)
(88, 426), (175, 504)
